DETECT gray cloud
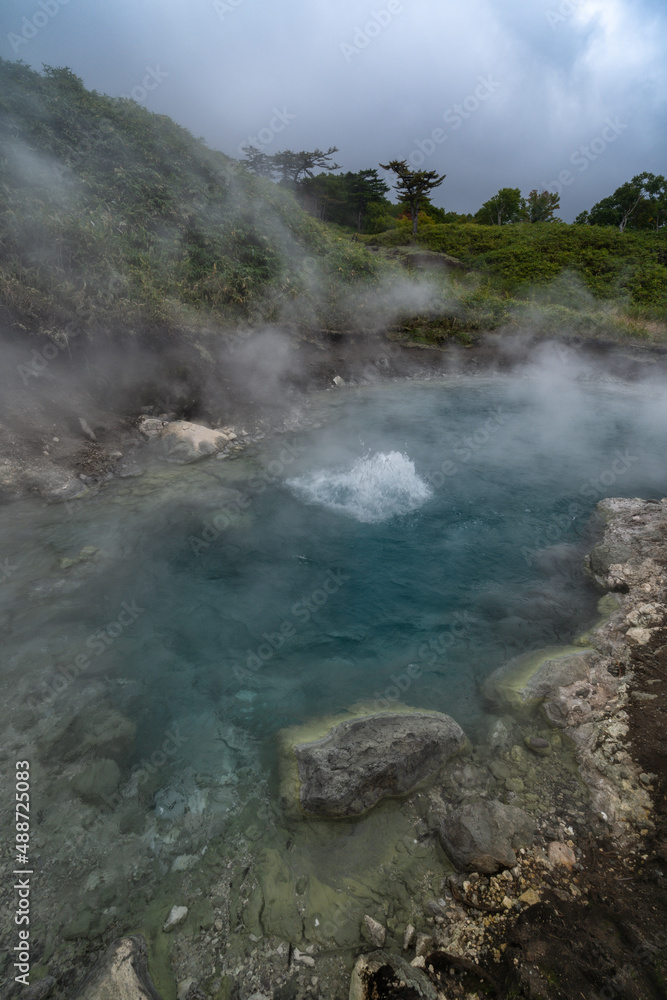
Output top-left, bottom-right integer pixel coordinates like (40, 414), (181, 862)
(1, 0), (665, 220)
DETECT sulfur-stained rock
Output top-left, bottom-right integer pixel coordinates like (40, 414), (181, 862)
(293, 711), (466, 817)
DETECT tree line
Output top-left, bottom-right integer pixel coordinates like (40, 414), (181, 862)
(241, 145), (666, 235)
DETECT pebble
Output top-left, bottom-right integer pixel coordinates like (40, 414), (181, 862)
(163, 905), (188, 933)
(293, 948), (315, 967)
(364, 914), (386, 947)
(547, 842), (576, 868)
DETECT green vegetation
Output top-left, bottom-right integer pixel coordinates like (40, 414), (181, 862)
(0, 58), (665, 355)
(0, 60), (397, 345)
(365, 221), (667, 344)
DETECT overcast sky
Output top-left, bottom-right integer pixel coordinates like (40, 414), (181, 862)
(2, 0), (666, 220)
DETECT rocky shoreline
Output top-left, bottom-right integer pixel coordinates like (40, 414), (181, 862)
(32, 502), (666, 1000)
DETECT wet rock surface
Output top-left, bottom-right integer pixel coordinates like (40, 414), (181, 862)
(293, 712), (466, 817)
(439, 799), (536, 873)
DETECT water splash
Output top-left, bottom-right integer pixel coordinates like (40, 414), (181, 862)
(287, 451), (432, 523)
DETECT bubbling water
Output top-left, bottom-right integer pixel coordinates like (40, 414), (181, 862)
(287, 450), (432, 523)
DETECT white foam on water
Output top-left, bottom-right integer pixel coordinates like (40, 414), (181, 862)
(287, 451), (432, 523)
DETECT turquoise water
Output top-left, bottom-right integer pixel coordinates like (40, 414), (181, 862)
(90, 375), (667, 746)
(5, 375), (667, 754)
(1, 371), (667, 967)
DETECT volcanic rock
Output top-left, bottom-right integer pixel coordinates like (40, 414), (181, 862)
(439, 798), (535, 873)
(294, 711), (466, 817)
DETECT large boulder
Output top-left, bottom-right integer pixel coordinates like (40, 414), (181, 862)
(158, 421), (235, 464)
(294, 711), (466, 817)
(483, 646), (593, 711)
(73, 936), (163, 999)
(439, 798), (535, 873)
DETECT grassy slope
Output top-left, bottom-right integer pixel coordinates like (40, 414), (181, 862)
(0, 60), (392, 347)
(1, 59), (664, 354)
(365, 222), (667, 345)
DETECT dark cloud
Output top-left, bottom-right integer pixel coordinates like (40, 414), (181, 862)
(1, 0), (665, 219)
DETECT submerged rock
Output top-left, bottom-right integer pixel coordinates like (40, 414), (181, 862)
(484, 646), (594, 711)
(73, 935), (163, 998)
(439, 798), (535, 873)
(293, 711), (466, 817)
(163, 905), (188, 933)
(22, 978), (56, 1000)
(158, 421), (234, 464)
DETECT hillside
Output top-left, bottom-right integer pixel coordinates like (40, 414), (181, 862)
(0, 59), (393, 347)
(0, 58), (665, 360)
(365, 222), (667, 344)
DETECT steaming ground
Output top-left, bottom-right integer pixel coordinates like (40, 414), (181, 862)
(2, 324), (667, 503)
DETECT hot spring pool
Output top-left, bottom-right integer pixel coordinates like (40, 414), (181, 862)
(1, 370), (666, 984)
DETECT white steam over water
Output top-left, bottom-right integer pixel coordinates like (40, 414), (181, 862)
(287, 450), (432, 522)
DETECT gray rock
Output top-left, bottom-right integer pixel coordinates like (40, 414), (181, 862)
(520, 652), (593, 703)
(294, 712), (466, 817)
(483, 646), (593, 711)
(364, 914), (386, 947)
(587, 540), (634, 581)
(525, 735), (550, 756)
(439, 798), (536, 874)
(73, 935), (163, 999)
(349, 950), (438, 1000)
(116, 456), (145, 478)
(163, 905), (188, 933)
(23, 978), (56, 1000)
